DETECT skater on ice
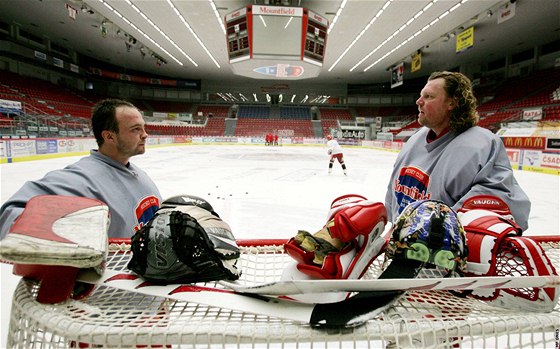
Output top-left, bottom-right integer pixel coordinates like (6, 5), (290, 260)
(326, 134), (347, 175)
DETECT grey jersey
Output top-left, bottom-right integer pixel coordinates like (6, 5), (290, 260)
(0, 150), (162, 239)
(385, 126), (531, 230)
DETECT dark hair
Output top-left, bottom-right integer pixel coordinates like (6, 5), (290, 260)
(428, 71), (479, 133)
(91, 99), (136, 146)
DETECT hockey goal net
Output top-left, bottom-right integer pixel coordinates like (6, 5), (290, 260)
(6, 236), (560, 349)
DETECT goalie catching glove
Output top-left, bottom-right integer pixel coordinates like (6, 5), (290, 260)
(284, 194), (388, 280)
(127, 195), (241, 284)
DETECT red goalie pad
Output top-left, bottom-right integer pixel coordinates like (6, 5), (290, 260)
(458, 195), (558, 312)
(468, 235), (559, 312)
(0, 195), (109, 303)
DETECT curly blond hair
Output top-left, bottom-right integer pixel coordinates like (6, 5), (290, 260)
(428, 71), (479, 133)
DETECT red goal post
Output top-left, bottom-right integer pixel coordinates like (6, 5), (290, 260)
(5, 236), (560, 349)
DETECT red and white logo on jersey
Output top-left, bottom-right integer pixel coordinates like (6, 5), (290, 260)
(134, 195), (160, 231)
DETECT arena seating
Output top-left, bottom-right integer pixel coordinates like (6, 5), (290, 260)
(237, 105), (270, 119)
(1, 67), (558, 138)
(146, 117), (226, 136)
(0, 70), (95, 119)
(139, 100), (193, 113)
(196, 105), (230, 117)
(234, 118), (314, 137)
(320, 119), (338, 137)
(393, 68), (560, 134)
(280, 106), (311, 119)
(543, 105), (560, 120)
(318, 108), (353, 121)
(355, 106), (417, 118)
(0, 116), (15, 129)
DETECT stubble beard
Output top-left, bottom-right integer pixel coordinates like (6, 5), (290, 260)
(116, 139), (145, 158)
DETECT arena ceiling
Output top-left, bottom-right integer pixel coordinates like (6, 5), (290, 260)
(1, 0), (559, 89)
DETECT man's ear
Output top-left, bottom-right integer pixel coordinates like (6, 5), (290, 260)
(447, 98), (457, 111)
(101, 130), (115, 142)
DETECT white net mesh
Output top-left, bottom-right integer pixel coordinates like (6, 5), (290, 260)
(6, 238), (560, 348)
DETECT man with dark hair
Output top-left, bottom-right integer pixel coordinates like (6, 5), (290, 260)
(0, 99), (162, 238)
(385, 71), (530, 230)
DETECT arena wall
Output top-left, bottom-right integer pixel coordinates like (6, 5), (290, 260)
(1, 136), (558, 175)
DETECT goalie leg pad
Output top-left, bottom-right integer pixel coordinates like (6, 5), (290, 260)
(469, 236), (559, 312)
(0, 195), (109, 269)
(0, 195), (110, 304)
(458, 196), (558, 312)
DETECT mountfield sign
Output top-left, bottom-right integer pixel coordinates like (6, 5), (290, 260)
(253, 6), (303, 17)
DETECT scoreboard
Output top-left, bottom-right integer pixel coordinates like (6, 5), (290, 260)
(303, 9), (328, 65)
(225, 5), (328, 80)
(226, 7), (250, 63)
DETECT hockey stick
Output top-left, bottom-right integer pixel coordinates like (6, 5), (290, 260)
(77, 258), (560, 329)
(76, 267), (317, 324)
(76, 265), (409, 328)
(220, 274), (560, 295)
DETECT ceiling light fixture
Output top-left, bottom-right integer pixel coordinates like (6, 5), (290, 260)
(328, 0), (393, 72)
(122, 0), (197, 66)
(96, 0), (184, 66)
(327, 0), (347, 34)
(209, 0), (226, 35)
(362, 0), (471, 72)
(352, 0), (441, 72)
(284, 17), (293, 29)
(165, 0), (221, 68)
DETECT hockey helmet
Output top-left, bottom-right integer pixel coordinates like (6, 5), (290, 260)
(385, 200), (467, 273)
(128, 208), (241, 284)
(326, 134), (333, 140)
(128, 210), (196, 283)
(160, 194), (219, 217)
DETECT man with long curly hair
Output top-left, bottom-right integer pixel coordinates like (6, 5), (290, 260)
(385, 71), (530, 230)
